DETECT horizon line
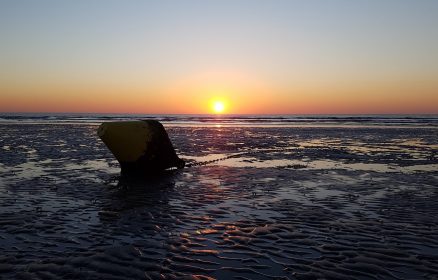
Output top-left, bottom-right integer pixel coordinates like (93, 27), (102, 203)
(1, 111), (437, 116)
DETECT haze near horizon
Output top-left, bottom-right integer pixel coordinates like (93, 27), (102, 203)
(1, 0), (437, 114)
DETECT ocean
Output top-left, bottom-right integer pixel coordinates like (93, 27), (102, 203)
(1, 112), (438, 127)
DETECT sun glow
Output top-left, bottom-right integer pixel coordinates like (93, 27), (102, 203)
(212, 101), (225, 114)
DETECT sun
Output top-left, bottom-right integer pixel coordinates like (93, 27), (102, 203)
(212, 101), (225, 114)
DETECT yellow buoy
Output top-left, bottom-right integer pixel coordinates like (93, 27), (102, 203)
(98, 120), (185, 175)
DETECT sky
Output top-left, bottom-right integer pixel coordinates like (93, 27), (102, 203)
(0, 0), (437, 114)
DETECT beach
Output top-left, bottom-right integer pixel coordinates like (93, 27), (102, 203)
(0, 119), (437, 279)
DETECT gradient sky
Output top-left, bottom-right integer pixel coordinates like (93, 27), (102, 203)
(1, 0), (437, 114)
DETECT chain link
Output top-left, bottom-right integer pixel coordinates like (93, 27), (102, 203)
(184, 147), (299, 168)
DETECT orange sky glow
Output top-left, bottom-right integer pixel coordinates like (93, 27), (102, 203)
(2, 73), (436, 114)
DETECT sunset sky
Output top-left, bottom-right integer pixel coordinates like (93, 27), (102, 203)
(1, 0), (437, 114)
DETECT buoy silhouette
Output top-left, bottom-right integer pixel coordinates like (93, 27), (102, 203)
(98, 120), (185, 176)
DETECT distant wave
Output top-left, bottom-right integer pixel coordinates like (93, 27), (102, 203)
(0, 113), (437, 127)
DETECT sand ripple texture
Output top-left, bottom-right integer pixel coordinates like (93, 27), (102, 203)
(0, 124), (438, 279)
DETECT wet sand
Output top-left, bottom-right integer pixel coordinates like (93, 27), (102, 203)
(0, 124), (437, 279)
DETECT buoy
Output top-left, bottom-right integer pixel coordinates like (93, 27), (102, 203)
(97, 120), (185, 176)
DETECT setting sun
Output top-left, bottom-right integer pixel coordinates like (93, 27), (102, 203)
(212, 101), (225, 114)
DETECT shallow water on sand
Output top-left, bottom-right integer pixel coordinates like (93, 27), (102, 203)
(0, 124), (437, 279)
